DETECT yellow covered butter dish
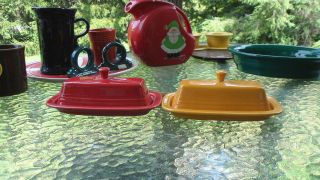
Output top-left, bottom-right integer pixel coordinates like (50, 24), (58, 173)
(162, 71), (283, 121)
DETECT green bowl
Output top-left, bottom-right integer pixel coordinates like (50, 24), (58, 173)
(229, 44), (320, 79)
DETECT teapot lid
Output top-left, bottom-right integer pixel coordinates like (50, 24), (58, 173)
(125, 0), (173, 15)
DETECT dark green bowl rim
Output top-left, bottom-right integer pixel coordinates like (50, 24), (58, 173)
(229, 44), (320, 61)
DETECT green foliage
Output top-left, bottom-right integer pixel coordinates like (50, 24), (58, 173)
(232, 0), (295, 44)
(195, 18), (235, 33)
(0, 0), (319, 57)
(291, 0), (320, 45)
(0, 0), (130, 56)
(183, 0), (254, 38)
(313, 41), (320, 48)
(231, 0), (320, 45)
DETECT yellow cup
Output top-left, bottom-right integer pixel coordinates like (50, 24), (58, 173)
(193, 33), (201, 48)
(206, 32), (233, 49)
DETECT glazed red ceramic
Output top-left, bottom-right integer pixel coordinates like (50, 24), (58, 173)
(47, 67), (162, 116)
(89, 28), (116, 65)
(26, 57), (139, 83)
(125, 0), (195, 66)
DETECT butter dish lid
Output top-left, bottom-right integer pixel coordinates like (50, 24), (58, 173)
(61, 67), (148, 101)
(47, 67), (162, 116)
(172, 71), (270, 111)
(162, 71), (283, 120)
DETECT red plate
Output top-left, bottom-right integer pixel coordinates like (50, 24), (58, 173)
(47, 91), (162, 116)
(26, 57), (138, 83)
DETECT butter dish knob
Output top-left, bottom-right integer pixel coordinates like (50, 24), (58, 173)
(217, 70), (227, 83)
(99, 67), (109, 79)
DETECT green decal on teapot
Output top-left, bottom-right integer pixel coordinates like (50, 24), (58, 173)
(0, 64), (3, 77)
(161, 20), (186, 57)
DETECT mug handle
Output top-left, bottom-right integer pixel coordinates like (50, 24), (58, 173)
(74, 18), (90, 43)
(100, 42), (127, 69)
(71, 47), (95, 72)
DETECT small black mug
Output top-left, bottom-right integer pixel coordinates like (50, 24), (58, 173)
(33, 7), (90, 75)
(0, 45), (28, 97)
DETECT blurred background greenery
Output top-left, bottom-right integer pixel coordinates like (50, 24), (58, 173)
(0, 0), (319, 57)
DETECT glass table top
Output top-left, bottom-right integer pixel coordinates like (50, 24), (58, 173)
(0, 56), (320, 179)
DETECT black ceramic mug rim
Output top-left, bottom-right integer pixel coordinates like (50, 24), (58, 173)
(32, 7), (77, 11)
(32, 7), (77, 16)
(0, 45), (24, 52)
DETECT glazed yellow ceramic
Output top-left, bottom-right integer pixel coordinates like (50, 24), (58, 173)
(0, 64), (2, 77)
(193, 33), (201, 48)
(162, 71), (283, 121)
(206, 32), (233, 49)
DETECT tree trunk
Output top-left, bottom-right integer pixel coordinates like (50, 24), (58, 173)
(166, 0), (183, 9)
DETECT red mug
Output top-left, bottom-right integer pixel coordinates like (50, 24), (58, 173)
(88, 28), (117, 65)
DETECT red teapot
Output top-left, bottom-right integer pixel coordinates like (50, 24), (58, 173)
(125, 0), (195, 67)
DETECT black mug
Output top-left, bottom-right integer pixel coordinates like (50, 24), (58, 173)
(0, 45), (28, 97)
(33, 7), (90, 75)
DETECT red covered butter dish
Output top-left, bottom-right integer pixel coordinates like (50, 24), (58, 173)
(47, 67), (162, 116)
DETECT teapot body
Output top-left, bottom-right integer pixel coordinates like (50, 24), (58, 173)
(126, 0), (195, 66)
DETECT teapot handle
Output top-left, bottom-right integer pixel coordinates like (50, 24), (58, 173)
(175, 7), (192, 33)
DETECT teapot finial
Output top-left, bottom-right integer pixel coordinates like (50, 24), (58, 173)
(99, 67), (109, 79)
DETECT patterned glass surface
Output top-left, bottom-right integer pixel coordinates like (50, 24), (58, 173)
(0, 57), (320, 179)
